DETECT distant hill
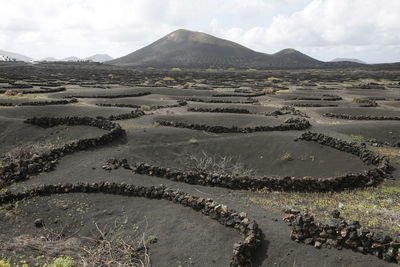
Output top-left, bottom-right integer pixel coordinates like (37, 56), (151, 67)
(40, 57), (58, 62)
(86, 54), (113, 62)
(331, 58), (366, 64)
(272, 48), (322, 66)
(108, 29), (324, 69)
(0, 50), (32, 62)
(62, 56), (81, 62)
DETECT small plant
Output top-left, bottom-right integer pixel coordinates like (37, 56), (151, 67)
(0, 259), (11, 267)
(280, 152), (294, 161)
(350, 135), (365, 142)
(186, 151), (256, 177)
(188, 138), (198, 144)
(147, 235), (158, 244)
(140, 105), (152, 111)
(266, 77), (281, 81)
(263, 88), (275, 95)
(1, 140), (65, 167)
(4, 89), (22, 96)
(49, 256), (73, 267)
(163, 76), (175, 81)
(352, 97), (361, 103)
(78, 220), (152, 266)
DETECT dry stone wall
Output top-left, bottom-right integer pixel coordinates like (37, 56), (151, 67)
(0, 182), (262, 267)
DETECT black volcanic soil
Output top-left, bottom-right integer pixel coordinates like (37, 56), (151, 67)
(0, 117), (107, 154)
(0, 63), (399, 267)
(0, 193), (237, 267)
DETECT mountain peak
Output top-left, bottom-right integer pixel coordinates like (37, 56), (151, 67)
(274, 48), (301, 55)
(109, 29), (322, 68)
(163, 29), (241, 49)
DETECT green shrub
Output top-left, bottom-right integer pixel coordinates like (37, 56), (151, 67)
(140, 105), (152, 111)
(47, 256), (73, 267)
(280, 152), (293, 161)
(189, 138), (198, 144)
(147, 235), (158, 244)
(350, 135), (365, 142)
(267, 77), (281, 81)
(0, 259), (11, 267)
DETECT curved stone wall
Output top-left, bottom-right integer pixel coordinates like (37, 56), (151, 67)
(122, 132), (391, 192)
(64, 92), (151, 99)
(212, 92), (265, 97)
(323, 112), (400, 120)
(0, 183), (262, 267)
(0, 98), (78, 107)
(188, 107), (251, 114)
(286, 211), (399, 263)
(0, 116), (126, 188)
(155, 117), (311, 133)
(185, 98), (259, 104)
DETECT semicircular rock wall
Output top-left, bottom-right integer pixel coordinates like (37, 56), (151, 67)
(0, 183), (262, 267)
(111, 132), (391, 192)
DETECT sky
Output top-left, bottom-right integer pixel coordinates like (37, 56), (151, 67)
(0, 0), (399, 63)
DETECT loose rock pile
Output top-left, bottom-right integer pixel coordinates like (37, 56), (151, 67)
(285, 211), (399, 263)
(0, 183), (262, 267)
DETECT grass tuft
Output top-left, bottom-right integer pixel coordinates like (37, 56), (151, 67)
(280, 152), (294, 161)
(251, 181), (400, 233)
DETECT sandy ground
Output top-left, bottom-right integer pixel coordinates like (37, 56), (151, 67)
(0, 64), (399, 266)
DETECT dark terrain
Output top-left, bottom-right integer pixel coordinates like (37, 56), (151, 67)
(108, 29), (400, 70)
(109, 29), (341, 69)
(0, 62), (399, 266)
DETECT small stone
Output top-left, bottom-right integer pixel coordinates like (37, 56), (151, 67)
(221, 205), (228, 213)
(331, 209), (340, 218)
(304, 238), (314, 245)
(314, 241), (322, 248)
(238, 212), (247, 218)
(34, 218), (44, 228)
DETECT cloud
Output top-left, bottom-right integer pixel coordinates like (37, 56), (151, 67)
(216, 0), (400, 62)
(265, 0), (400, 47)
(0, 0), (398, 62)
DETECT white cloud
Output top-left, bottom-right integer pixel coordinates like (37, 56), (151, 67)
(216, 0), (400, 62)
(0, 0), (398, 63)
